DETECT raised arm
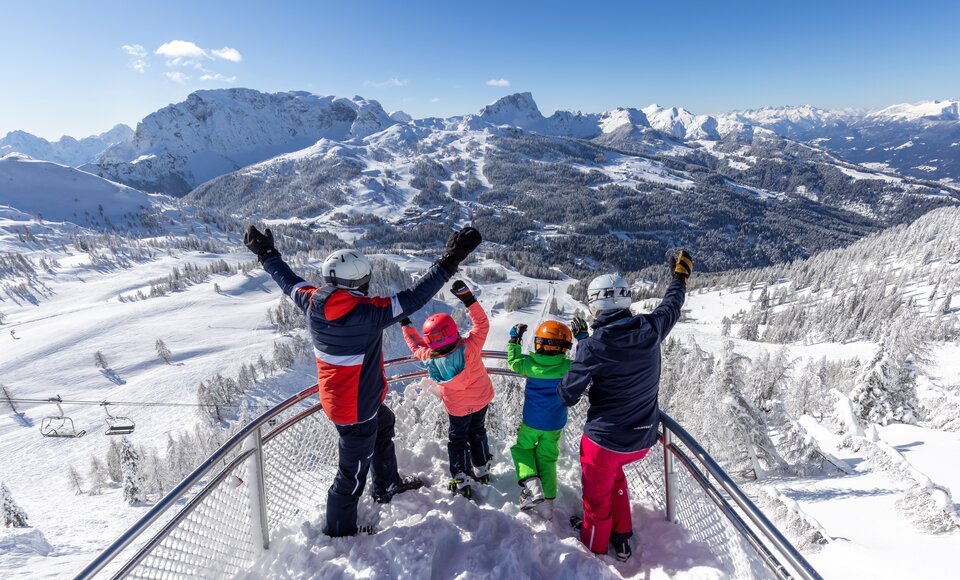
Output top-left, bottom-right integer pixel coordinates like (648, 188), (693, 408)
(643, 250), (693, 341)
(400, 319), (431, 361)
(506, 324), (531, 375)
(557, 341), (595, 407)
(371, 228), (483, 329)
(245, 226), (314, 312)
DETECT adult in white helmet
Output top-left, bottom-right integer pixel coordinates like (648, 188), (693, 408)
(559, 250), (693, 561)
(244, 224), (482, 537)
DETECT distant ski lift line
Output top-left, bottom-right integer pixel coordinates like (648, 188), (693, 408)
(0, 396), (294, 409)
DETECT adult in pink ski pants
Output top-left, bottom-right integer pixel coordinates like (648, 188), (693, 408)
(579, 434), (649, 553)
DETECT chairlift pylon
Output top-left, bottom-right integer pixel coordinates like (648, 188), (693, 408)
(40, 395), (86, 438)
(101, 402), (135, 436)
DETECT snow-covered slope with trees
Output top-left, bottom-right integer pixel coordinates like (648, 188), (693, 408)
(0, 125), (132, 168)
(2, 197), (960, 578)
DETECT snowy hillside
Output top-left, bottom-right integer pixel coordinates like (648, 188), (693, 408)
(91, 90), (398, 196)
(0, 125), (132, 168)
(2, 200), (960, 578)
(0, 154), (154, 229)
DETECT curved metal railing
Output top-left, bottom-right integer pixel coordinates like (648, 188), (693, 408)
(74, 351), (821, 580)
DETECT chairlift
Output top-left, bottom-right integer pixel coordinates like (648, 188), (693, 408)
(40, 395), (86, 438)
(101, 402), (135, 436)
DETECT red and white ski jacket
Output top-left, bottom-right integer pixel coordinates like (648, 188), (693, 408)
(263, 256), (450, 425)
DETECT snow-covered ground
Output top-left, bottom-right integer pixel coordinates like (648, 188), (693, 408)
(2, 211), (959, 578)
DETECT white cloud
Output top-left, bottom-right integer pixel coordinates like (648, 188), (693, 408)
(211, 47), (242, 63)
(165, 71), (190, 84)
(486, 78), (511, 87)
(122, 44), (148, 73)
(156, 40), (208, 60)
(364, 78), (409, 88)
(200, 73), (237, 83)
(431, 97), (441, 103)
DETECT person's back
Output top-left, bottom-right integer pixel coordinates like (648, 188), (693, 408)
(558, 251), (692, 561)
(567, 281), (684, 453)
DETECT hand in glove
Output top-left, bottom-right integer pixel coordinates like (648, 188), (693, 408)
(244, 225), (281, 264)
(570, 316), (589, 340)
(437, 227), (482, 275)
(671, 249), (694, 284)
(508, 323), (527, 345)
(399, 317), (413, 327)
(450, 280), (476, 306)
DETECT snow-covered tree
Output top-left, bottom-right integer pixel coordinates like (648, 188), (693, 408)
(120, 437), (145, 505)
(746, 348), (793, 423)
(273, 341), (295, 369)
(94, 350), (109, 369)
(106, 438), (123, 483)
(850, 345), (919, 426)
(155, 338), (172, 364)
(1, 481), (29, 528)
(66, 465), (84, 495)
(88, 456), (107, 495)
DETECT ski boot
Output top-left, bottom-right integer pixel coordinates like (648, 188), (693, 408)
(519, 477), (545, 510)
(374, 475), (425, 504)
(610, 537), (632, 562)
(447, 472), (473, 499)
(474, 461), (493, 485)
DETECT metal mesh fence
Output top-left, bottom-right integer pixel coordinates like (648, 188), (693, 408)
(627, 441), (774, 579)
(127, 455), (258, 580)
(91, 357), (800, 579)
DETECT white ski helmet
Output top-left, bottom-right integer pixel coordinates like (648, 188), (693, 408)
(586, 274), (632, 315)
(322, 249), (372, 293)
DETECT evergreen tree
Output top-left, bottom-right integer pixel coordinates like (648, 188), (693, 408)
(66, 465), (84, 495)
(155, 338), (172, 364)
(106, 439), (123, 483)
(1, 481), (29, 528)
(88, 456), (107, 495)
(94, 350), (108, 369)
(850, 344), (919, 426)
(120, 437), (145, 505)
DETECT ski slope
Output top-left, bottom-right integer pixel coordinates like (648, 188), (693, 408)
(2, 222), (960, 578)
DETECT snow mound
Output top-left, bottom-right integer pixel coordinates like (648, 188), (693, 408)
(0, 528), (52, 567)
(0, 154), (151, 226)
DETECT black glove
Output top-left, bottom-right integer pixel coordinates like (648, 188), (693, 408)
(399, 317), (413, 327)
(570, 317), (589, 340)
(450, 280), (476, 306)
(437, 227), (482, 275)
(244, 225), (281, 264)
(671, 249), (693, 284)
(508, 323), (527, 345)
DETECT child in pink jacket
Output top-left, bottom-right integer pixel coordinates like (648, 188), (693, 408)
(401, 280), (494, 499)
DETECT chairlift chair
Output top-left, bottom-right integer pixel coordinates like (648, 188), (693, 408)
(101, 402), (135, 436)
(40, 396), (86, 438)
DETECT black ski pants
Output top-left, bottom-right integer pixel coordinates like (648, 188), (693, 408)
(447, 405), (491, 476)
(324, 404), (399, 537)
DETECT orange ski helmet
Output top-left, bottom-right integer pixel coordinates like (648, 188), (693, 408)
(534, 321), (573, 355)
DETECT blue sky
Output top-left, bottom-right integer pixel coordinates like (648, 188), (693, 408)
(1, 0), (958, 139)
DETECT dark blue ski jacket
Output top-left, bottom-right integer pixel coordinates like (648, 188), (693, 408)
(558, 279), (686, 452)
(262, 255), (449, 425)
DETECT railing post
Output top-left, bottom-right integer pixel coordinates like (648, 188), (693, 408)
(664, 428), (678, 524)
(253, 426), (270, 550)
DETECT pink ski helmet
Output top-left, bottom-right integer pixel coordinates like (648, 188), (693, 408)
(422, 313), (459, 349)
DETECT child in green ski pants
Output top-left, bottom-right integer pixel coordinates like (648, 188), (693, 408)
(507, 318), (585, 509)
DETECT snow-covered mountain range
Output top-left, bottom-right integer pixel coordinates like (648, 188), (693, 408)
(724, 100), (960, 183)
(0, 125), (132, 168)
(2, 90), (958, 276)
